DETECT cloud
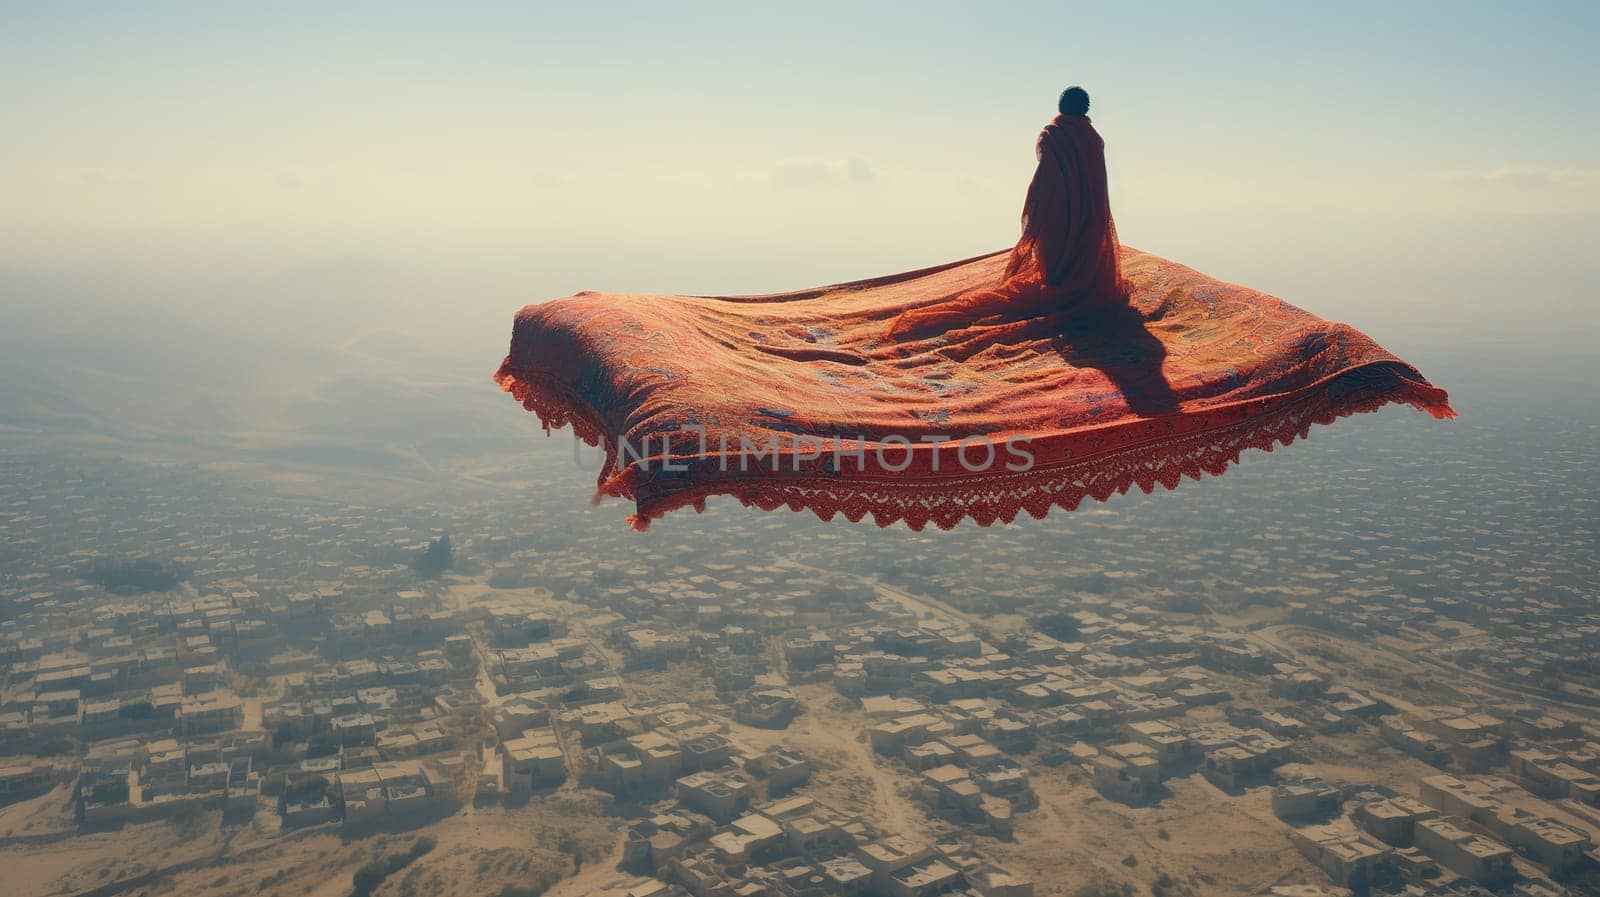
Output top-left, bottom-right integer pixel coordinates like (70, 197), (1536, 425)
(1442, 166), (1600, 192)
(771, 157), (876, 189)
(772, 160), (836, 189)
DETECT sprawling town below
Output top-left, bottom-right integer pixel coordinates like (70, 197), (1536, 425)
(1, 397), (1596, 897)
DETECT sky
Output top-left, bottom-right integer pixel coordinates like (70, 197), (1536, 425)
(3, 2), (1597, 364)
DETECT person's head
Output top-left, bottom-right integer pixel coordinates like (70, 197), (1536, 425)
(1058, 86), (1090, 117)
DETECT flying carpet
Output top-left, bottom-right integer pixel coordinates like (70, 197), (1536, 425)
(493, 247), (1454, 531)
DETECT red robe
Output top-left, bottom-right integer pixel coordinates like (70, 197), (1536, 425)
(888, 114), (1127, 338)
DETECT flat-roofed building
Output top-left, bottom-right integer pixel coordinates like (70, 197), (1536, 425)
(709, 812), (784, 866)
(918, 764), (982, 815)
(503, 727), (565, 791)
(1414, 817), (1514, 883)
(675, 770), (751, 823)
(1289, 824), (1391, 890)
(1496, 811), (1591, 872)
(883, 856), (961, 897)
(179, 690), (243, 737)
(0, 763), (53, 800)
(1353, 796), (1437, 845)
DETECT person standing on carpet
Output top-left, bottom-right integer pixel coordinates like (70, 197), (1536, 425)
(888, 86), (1127, 337)
(1006, 86), (1127, 299)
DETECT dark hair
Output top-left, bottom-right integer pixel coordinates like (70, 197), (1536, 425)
(1058, 86), (1090, 116)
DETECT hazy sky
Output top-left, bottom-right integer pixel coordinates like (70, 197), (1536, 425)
(4, 2), (1597, 357)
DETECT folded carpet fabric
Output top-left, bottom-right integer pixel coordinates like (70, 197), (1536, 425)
(494, 248), (1454, 531)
